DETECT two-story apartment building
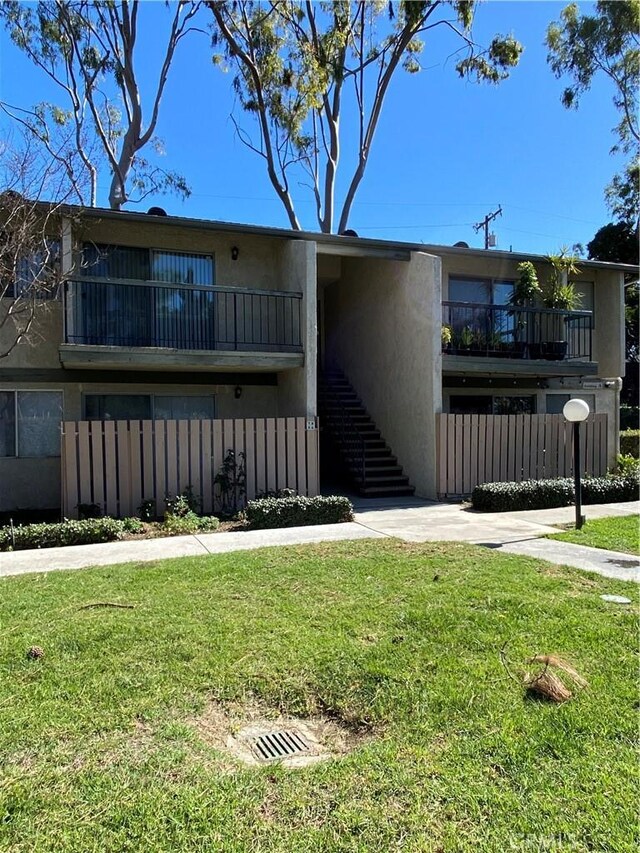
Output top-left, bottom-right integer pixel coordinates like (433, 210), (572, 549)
(0, 204), (630, 513)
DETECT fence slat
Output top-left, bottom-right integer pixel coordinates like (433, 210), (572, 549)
(105, 420), (118, 516)
(178, 419), (189, 494)
(62, 423), (78, 518)
(129, 421), (142, 517)
(306, 420), (319, 496)
(116, 420), (131, 517)
(154, 421), (166, 514)
(286, 417), (297, 492)
(296, 417), (307, 495)
(189, 420), (202, 507)
(265, 418), (277, 492)
(90, 421), (105, 512)
(255, 418), (266, 497)
(201, 420), (213, 514)
(276, 417), (287, 491)
(244, 420), (256, 501)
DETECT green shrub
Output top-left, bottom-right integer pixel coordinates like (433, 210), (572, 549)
(165, 486), (200, 518)
(615, 453), (640, 476)
(620, 429), (639, 458)
(620, 406), (639, 431)
(0, 517), (125, 552)
(471, 475), (639, 512)
(244, 495), (354, 529)
(162, 512), (220, 535)
(121, 517), (144, 534)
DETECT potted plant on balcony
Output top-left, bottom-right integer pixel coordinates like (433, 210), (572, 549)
(441, 323), (453, 353)
(508, 261), (541, 357)
(455, 325), (474, 354)
(537, 249), (582, 360)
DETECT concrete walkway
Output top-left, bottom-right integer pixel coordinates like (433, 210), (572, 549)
(0, 499), (637, 583)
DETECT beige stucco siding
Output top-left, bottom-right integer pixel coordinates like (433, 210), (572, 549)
(323, 251), (441, 498)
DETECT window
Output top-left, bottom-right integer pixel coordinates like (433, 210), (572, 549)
(449, 395), (536, 415)
(82, 244), (214, 285)
(83, 394), (216, 421)
(448, 277), (514, 305)
(0, 391), (63, 457)
(5, 240), (61, 299)
(546, 394), (595, 415)
(84, 394), (152, 421)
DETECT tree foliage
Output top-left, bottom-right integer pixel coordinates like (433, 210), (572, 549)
(1, 1), (200, 210)
(0, 129), (82, 359)
(208, 1), (522, 233)
(546, 1), (640, 223)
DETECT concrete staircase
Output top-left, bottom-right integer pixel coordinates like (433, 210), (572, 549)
(318, 370), (415, 497)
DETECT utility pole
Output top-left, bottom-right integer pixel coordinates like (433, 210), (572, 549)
(474, 206), (502, 249)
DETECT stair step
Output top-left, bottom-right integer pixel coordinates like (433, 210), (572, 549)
(354, 475), (411, 486)
(359, 485), (416, 496)
(349, 465), (403, 475)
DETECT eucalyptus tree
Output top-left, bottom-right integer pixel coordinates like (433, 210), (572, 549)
(208, 1), (522, 233)
(547, 1), (640, 223)
(1, 0), (201, 210)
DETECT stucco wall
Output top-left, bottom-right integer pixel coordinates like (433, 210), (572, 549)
(323, 251), (441, 498)
(0, 301), (63, 370)
(277, 240), (317, 418)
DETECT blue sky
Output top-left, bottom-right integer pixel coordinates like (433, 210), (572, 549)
(0, 1), (625, 254)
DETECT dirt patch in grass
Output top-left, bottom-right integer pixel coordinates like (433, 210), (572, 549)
(188, 699), (372, 768)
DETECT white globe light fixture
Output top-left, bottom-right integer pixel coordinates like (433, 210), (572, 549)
(563, 398), (590, 529)
(562, 398), (590, 423)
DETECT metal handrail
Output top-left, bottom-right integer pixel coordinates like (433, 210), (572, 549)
(75, 275), (302, 299)
(328, 389), (367, 486)
(64, 278), (303, 352)
(442, 301), (593, 361)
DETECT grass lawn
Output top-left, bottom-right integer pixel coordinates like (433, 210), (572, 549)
(1, 540), (638, 852)
(548, 514), (640, 556)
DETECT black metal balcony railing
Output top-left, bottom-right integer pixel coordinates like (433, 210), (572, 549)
(63, 277), (303, 353)
(442, 302), (593, 361)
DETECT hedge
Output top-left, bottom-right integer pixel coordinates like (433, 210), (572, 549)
(471, 475), (639, 513)
(620, 429), (639, 459)
(0, 517), (126, 552)
(244, 495), (354, 529)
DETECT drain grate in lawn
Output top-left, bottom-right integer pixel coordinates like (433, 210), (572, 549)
(251, 729), (310, 761)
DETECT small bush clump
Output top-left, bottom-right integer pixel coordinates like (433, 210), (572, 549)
(162, 512), (220, 535)
(244, 495), (354, 529)
(471, 474), (639, 512)
(620, 429), (639, 459)
(0, 517), (126, 552)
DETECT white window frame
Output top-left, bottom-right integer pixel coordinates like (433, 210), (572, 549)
(0, 389), (64, 458)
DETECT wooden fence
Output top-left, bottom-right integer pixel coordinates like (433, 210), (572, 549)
(61, 416), (319, 518)
(436, 413), (608, 498)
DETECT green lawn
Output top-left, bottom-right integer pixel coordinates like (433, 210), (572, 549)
(1, 540), (638, 852)
(549, 514), (640, 556)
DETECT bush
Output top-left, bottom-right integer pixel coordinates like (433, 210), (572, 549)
(620, 406), (639, 431)
(0, 517), (126, 552)
(471, 474), (639, 512)
(620, 429), (639, 459)
(244, 495), (354, 529)
(162, 512), (220, 535)
(121, 517), (144, 534)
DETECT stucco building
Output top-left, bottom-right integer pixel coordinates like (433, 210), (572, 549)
(0, 205), (630, 513)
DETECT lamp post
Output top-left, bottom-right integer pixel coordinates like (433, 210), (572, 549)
(563, 398), (590, 530)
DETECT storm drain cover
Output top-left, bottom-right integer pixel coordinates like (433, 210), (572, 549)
(251, 729), (310, 761)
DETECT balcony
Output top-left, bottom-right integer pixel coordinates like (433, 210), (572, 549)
(60, 277), (304, 372)
(442, 301), (596, 376)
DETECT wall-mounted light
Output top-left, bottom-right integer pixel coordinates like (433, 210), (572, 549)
(234, 385), (242, 399)
(231, 246), (239, 261)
